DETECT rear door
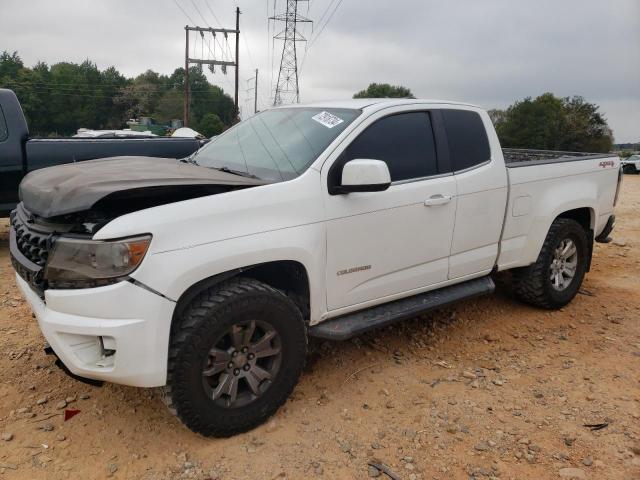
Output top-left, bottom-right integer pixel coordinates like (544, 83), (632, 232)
(443, 108), (508, 279)
(323, 108), (457, 311)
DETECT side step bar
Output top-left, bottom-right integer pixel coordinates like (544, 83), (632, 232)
(309, 276), (495, 341)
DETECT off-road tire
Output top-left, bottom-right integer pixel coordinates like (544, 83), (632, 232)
(162, 277), (307, 437)
(512, 218), (589, 309)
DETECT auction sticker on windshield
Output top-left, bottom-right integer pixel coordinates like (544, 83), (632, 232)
(311, 111), (344, 129)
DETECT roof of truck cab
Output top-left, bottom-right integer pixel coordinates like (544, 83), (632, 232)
(274, 98), (481, 111)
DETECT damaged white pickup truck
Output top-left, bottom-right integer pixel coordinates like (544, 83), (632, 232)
(10, 99), (622, 436)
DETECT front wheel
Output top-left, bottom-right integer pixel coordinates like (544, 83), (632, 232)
(163, 278), (307, 437)
(623, 164), (636, 174)
(512, 218), (589, 309)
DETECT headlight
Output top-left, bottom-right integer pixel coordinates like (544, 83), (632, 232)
(44, 235), (152, 289)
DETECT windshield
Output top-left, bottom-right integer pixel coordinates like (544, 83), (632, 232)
(192, 107), (360, 181)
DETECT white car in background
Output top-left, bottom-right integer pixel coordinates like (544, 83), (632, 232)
(622, 154), (640, 174)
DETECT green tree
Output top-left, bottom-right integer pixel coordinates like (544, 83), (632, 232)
(169, 66), (238, 126)
(495, 93), (613, 153)
(0, 51), (23, 79)
(114, 69), (170, 120)
(353, 82), (415, 99)
(197, 113), (224, 137)
(0, 50), (238, 136)
(487, 108), (507, 128)
(561, 96), (613, 152)
(153, 90), (183, 123)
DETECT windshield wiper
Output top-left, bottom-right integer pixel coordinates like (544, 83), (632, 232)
(180, 153), (199, 165)
(214, 166), (260, 180)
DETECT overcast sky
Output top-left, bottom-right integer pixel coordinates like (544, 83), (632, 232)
(1, 0), (638, 142)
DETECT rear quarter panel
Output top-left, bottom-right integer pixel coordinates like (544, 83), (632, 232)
(498, 156), (619, 270)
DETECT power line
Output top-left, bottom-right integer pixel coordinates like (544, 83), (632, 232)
(172, 0), (197, 25)
(2, 80), (222, 94)
(172, 0), (236, 93)
(313, 0), (338, 37)
(308, 0), (343, 48)
(203, 0), (224, 28)
(189, 0), (210, 27)
(299, 0), (344, 75)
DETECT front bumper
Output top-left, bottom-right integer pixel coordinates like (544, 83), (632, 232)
(16, 275), (175, 387)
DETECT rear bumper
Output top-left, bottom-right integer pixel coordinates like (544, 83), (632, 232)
(16, 275), (175, 387)
(595, 214), (615, 243)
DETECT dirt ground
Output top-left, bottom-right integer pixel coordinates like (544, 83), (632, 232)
(0, 177), (639, 480)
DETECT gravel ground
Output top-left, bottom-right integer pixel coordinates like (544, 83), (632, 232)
(0, 176), (639, 480)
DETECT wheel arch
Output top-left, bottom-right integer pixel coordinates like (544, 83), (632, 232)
(555, 206), (595, 232)
(171, 260), (311, 333)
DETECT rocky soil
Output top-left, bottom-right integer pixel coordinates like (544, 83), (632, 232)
(0, 176), (639, 480)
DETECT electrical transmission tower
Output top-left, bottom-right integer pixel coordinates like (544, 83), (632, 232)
(270, 0), (311, 106)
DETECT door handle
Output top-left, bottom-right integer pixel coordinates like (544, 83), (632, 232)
(424, 194), (452, 206)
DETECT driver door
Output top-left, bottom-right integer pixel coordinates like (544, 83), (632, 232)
(323, 109), (457, 312)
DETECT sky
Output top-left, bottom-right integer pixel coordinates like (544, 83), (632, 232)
(1, 0), (638, 142)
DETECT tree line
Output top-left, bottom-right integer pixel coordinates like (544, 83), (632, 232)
(0, 51), (236, 137)
(0, 58), (616, 152)
(354, 84), (614, 153)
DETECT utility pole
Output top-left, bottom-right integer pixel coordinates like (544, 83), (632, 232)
(254, 69), (258, 114)
(246, 69), (259, 115)
(234, 7), (240, 111)
(271, 0), (311, 105)
(184, 26), (190, 127)
(183, 8), (240, 126)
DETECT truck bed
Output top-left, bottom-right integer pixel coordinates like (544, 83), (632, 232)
(503, 148), (613, 167)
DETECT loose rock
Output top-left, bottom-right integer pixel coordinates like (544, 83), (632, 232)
(558, 467), (586, 479)
(368, 465), (381, 478)
(107, 463), (118, 476)
(474, 441), (490, 451)
(41, 423), (54, 432)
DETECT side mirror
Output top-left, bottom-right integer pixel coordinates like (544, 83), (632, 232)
(337, 159), (391, 194)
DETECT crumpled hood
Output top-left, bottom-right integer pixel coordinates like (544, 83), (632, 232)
(19, 156), (264, 218)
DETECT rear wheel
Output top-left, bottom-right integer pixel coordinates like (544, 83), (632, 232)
(512, 218), (589, 309)
(163, 278), (307, 437)
(623, 164), (637, 174)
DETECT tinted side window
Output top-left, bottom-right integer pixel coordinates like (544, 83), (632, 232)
(0, 106), (8, 142)
(342, 112), (438, 182)
(441, 109), (491, 171)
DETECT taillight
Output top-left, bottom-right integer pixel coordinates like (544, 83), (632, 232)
(613, 163), (623, 206)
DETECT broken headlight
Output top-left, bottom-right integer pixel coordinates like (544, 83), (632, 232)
(44, 235), (152, 289)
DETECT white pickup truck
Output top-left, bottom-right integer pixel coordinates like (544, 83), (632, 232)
(10, 99), (622, 437)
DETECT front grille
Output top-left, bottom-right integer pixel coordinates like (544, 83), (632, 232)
(10, 207), (54, 267)
(9, 204), (60, 297)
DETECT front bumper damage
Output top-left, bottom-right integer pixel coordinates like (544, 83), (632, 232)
(16, 275), (175, 387)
